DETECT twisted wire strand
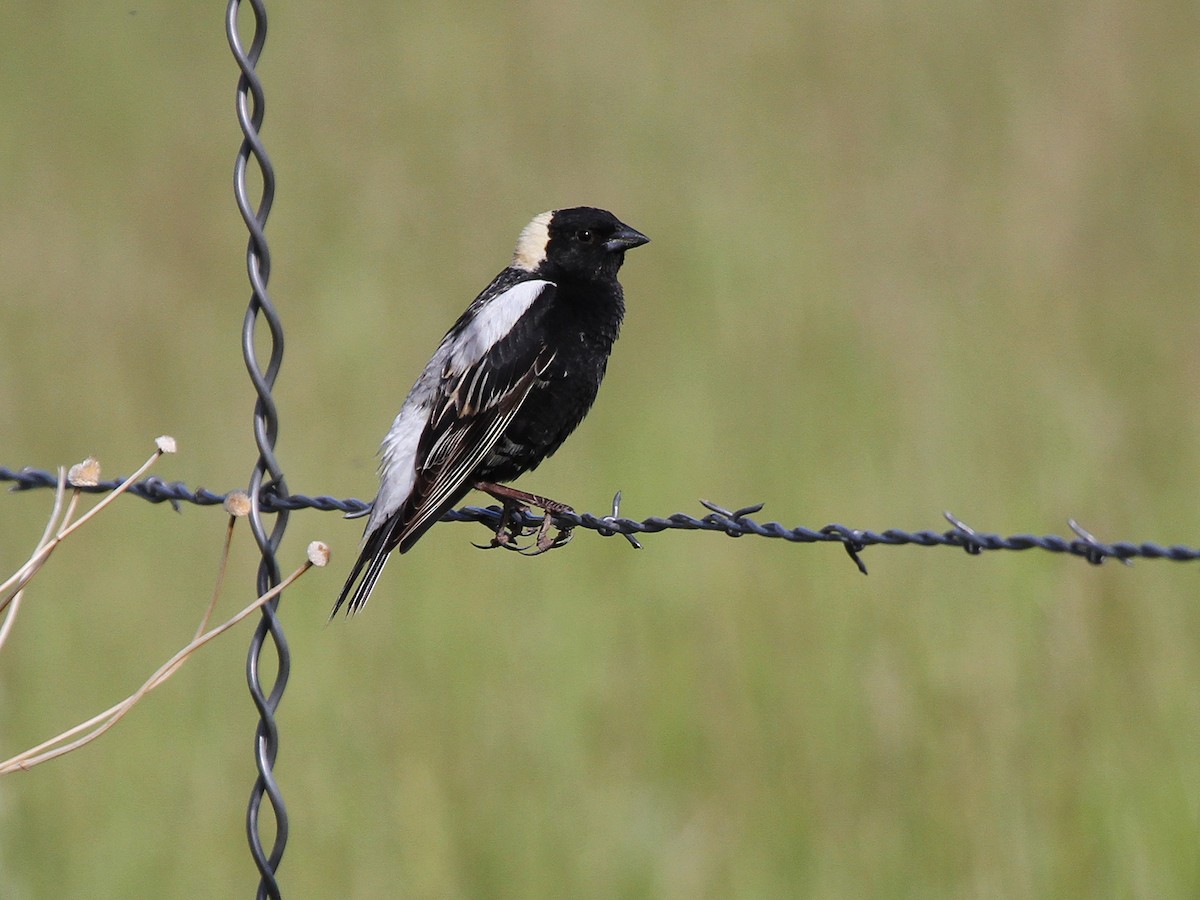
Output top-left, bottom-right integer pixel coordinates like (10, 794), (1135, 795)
(5, 466), (1196, 569)
(226, 1), (289, 897)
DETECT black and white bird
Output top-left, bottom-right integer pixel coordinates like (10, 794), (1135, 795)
(332, 206), (649, 616)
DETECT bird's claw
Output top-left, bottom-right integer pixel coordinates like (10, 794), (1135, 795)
(471, 483), (576, 558)
(474, 505), (534, 551)
(472, 538), (531, 552)
(519, 522), (574, 556)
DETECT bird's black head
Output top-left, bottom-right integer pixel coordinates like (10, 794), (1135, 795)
(512, 206), (649, 280)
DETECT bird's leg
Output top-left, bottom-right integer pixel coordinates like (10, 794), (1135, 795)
(521, 495), (574, 555)
(473, 481), (575, 555)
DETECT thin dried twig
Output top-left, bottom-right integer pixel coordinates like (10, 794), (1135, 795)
(195, 506), (241, 641)
(192, 491), (251, 641)
(0, 587), (23, 653)
(0, 469), (69, 649)
(0, 439), (176, 615)
(0, 542), (328, 775)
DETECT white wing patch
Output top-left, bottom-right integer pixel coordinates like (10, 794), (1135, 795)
(366, 278), (553, 537)
(370, 383), (433, 535)
(447, 279), (552, 371)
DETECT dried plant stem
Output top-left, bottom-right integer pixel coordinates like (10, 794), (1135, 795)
(0, 591), (24, 652)
(195, 514), (239, 641)
(0, 470), (69, 647)
(55, 449), (163, 540)
(35, 469), (71, 547)
(0, 447), (167, 613)
(0, 555), (314, 776)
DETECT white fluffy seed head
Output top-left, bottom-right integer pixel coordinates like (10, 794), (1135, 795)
(511, 210), (553, 271)
(68, 457), (101, 487)
(307, 541), (330, 567)
(223, 490), (251, 517)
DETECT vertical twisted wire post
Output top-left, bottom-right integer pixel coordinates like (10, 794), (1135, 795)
(227, 1), (290, 897)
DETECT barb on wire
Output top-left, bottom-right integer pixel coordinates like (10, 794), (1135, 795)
(6, 467), (1198, 570)
(227, 0), (288, 896)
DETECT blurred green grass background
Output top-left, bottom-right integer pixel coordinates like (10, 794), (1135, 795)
(2, 1), (1199, 897)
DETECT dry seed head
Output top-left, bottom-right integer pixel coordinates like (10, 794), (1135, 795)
(155, 435), (177, 454)
(68, 457), (101, 487)
(223, 490), (252, 517)
(307, 541), (330, 567)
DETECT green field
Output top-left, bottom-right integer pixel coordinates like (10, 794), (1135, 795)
(2, 2), (1199, 897)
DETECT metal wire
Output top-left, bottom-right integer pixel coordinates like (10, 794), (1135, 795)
(227, 0), (289, 897)
(5, 466), (1198, 570)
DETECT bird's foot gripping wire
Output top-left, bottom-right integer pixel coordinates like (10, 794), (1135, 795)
(471, 481), (575, 555)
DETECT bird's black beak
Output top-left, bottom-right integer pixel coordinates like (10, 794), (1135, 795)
(605, 224), (650, 253)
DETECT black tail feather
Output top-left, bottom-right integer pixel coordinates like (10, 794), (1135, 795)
(330, 519), (396, 618)
(331, 483), (473, 618)
(347, 542), (392, 615)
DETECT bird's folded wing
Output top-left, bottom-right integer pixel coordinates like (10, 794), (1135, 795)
(332, 334), (554, 617)
(391, 303), (559, 553)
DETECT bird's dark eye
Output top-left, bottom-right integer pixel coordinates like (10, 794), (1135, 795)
(575, 229), (595, 244)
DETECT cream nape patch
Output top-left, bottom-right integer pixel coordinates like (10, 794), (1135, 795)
(511, 210), (553, 271)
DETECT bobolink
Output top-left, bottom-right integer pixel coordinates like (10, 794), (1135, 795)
(333, 206), (649, 616)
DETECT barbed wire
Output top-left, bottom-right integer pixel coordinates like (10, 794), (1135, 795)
(5, 466), (1195, 571)
(226, 1), (289, 898)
